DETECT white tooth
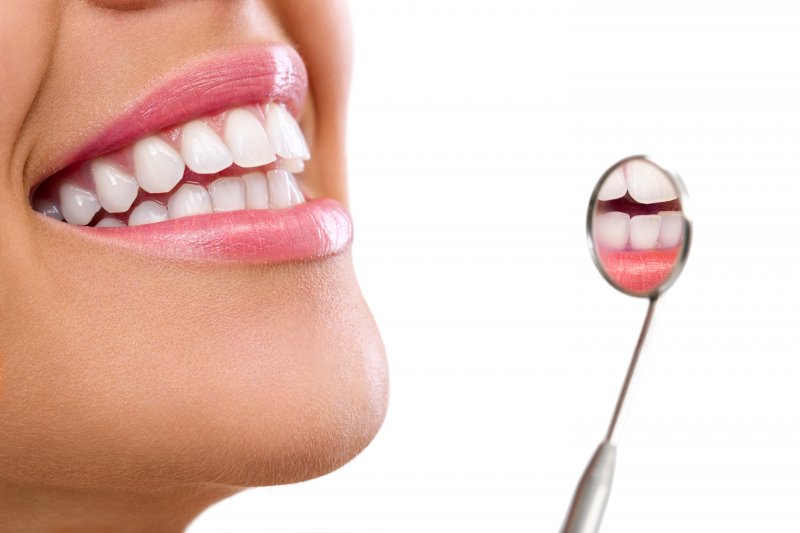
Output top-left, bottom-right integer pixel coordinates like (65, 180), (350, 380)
(59, 182), (100, 225)
(243, 172), (269, 209)
(95, 217), (126, 228)
(91, 160), (139, 213)
(33, 198), (63, 221)
(629, 214), (662, 250)
(208, 177), (246, 212)
(280, 158), (305, 174)
(265, 103), (311, 160)
(128, 200), (168, 226)
(267, 169), (295, 209)
(625, 160), (678, 204)
(595, 211), (630, 250)
(597, 167), (627, 201)
(168, 183), (213, 219)
(223, 108), (277, 168)
(180, 121), (234, 174)
(658, 211), (684, 248)
(133, 136), (186, 193)
(286, 173), (305, 205)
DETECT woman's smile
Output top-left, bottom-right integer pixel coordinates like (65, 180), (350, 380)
(28, 44), (353, 263)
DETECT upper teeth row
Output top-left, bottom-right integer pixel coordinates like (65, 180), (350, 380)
(33, 101), (309, 225)
(597, 160), (678, 204)
(595, 211), (684, 250)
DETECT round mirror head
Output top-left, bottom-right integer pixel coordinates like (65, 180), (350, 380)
(588, 156), (691, 298)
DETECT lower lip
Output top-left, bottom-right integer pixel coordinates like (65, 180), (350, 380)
(74, 198), (352, 264)
(598, 247), (680, 294)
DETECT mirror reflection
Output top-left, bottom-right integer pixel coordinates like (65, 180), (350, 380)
(591, 158), (686, 296)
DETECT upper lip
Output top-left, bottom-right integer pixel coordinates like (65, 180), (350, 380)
(31, 43), (308, 195)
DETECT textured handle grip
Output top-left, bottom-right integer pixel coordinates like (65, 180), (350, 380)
(561, 441), (617, 533)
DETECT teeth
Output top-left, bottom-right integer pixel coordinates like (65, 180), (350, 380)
(128, 200), (169, 226)
(133, 136), (186, 194)
(95, 217), (126, 228)
(267, 169), (302, 209)
(223, 108), (277, 168)
(265, 104), (311, 160)
(597, 167), (627, 201)
(33, 198), (63, 220)
(629, 215), (661, 250)
(208, 177), (246, 212)
(625, 160), (678, 204)
(287, 173), (305, 205)
(280, 158), (305, 174)
(243, 172), (269, 210)
(595, 211), (630, 250)
(168, 183), (213, 219)
(658, 211), (683, 248)
(181, 121), (234, 174)
(91, 160), (139, 213)
(59, 183), (100, 225)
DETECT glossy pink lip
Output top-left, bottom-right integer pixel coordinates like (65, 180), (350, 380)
(74, 199), (352, 264)
(39, 43), (354, 264)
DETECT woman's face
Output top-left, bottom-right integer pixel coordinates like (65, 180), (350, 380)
(0, 0), (387, 501)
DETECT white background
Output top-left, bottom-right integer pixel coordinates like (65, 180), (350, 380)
(190, 1), (800, 531)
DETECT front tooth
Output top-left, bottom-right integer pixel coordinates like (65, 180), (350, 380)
(243, 172), (269, 209)
(133, 136), (186, 193)
(208, 177), (246, 212)
(267, 169), (295, 209)
(597, 167), (627, 201)
(180, 121), (234, 174)
(265, 103), (311, 160)
(658, 211), (684, 248)
(128, 200), (169, 226)
(95, 217), (126, 228)
(168, 183), (213, 219)
(595, 211), (630, 250)
(629, 214), (661, 250)
(223, 108), (277, 168)
(91, 160), (139, 213)
(625, 160), (678, 204)
(59, 182), (100, 225)
(33, 198), (63, 220)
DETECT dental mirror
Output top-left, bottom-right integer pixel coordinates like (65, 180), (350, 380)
(561, 155), (692, 533)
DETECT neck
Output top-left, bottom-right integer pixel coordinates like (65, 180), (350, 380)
(0, 481), (240, 532)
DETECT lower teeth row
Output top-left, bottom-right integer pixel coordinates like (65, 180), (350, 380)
(34, 169), (304, 227)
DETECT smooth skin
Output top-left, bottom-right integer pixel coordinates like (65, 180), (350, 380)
(0, 1), (388, 531)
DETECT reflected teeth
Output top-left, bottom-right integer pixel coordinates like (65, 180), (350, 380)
(266, 104), (311, 160)
(133, 136), (186, 193)
(168, 183), (213, 220)
(59, 183), (100, 225)
(128, 200), (168, 227)
(624, 160), (678, 204)
(658, 211), (683, 248)
(224, 108), (277, 168)
(596, 212), (630, 250)
(597, 168), (627, 201)
(597, 211), (684, 250)
(33, 99), (312, 227)
(91, 160), (139, 213)
(629, 215), (661, 250)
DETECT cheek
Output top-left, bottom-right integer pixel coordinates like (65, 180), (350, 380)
(0, 252), (388, 488)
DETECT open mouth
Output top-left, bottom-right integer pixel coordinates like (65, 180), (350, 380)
(28, 44), (352, 264)
(593, 160), (685, 294)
